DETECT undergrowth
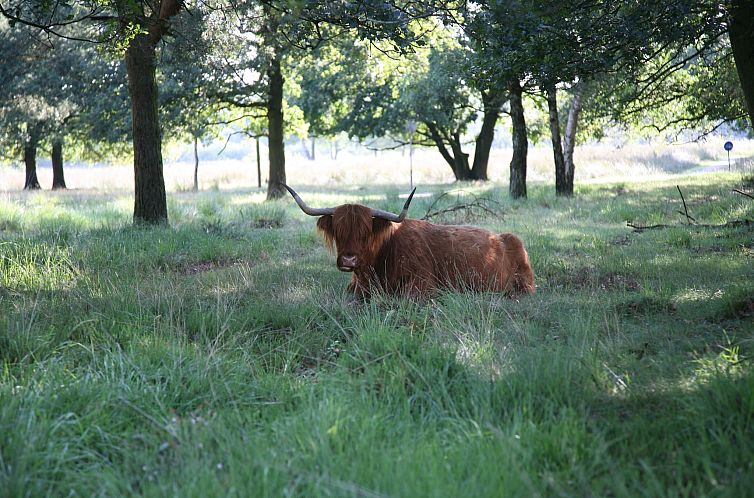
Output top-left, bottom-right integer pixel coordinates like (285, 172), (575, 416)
(1, 173), (752, 497)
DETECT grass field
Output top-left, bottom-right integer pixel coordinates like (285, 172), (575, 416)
(1, 148), (754, 496)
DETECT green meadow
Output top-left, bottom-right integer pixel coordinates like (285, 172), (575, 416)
(1, 170), (753, 497)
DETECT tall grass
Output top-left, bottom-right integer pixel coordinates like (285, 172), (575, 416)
(1, 169), (753, 497)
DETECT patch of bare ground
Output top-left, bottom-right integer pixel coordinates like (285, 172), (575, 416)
(549, 266), (642, 291)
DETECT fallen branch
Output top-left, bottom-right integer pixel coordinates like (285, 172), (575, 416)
(628, 185), (754, 232)
(424, 202), (500, 220)
(422, 192), (503, 221)
(627, 219), (753, 232)
(626, 223), (673, 231)
(676, 185), (694, 224)
(422, 191), (504, 222)
(675, 210), (697, 223)
(423, 191), (456, 218)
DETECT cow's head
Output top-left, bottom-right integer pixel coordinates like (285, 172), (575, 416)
(285, 185), (415, 272)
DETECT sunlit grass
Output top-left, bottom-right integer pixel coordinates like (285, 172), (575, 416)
(0, 240), (80, 291)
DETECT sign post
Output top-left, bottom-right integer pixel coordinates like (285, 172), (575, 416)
(405, 120), (417, 189)
(724, 141), (733, 171)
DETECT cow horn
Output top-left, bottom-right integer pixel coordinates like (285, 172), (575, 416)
(371, 188), (416, 223)
(284, 184), (336, 216)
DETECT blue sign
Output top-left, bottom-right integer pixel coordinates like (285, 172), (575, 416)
(724, 141), (733, 151)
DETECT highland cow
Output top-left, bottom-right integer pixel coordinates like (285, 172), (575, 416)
(285, 185), (535, 298)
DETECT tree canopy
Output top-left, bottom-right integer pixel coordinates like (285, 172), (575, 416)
(1, 0), (752, 213)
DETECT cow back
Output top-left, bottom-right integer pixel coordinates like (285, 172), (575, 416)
(368, 220), (534, 295)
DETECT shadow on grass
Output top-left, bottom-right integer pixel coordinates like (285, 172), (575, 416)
(586, 368), (754, 495)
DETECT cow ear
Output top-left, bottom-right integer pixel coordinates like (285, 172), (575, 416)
(372, 217), (392, 235)
(316, 215), (334, 250)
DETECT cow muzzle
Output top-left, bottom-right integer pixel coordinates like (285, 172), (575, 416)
(337, 255), (358, 272)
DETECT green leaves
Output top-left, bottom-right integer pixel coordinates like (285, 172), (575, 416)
(108, 20), (145, 55)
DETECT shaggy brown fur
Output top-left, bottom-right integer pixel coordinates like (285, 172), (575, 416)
(315, 204), (535, 298)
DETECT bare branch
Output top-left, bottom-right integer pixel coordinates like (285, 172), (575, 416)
(422, 191), (505, 223)
(676, 185), (693, 225)
(628, 219), (753, 232)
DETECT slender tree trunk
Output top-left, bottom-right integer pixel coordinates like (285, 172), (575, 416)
(471, 90), (503, 181)
(563, 87), (583, 195)
(546, 84), (569, 197)
(310, 136), (315, 161)
(729, 0), (754, 130)
(266, 55), (286, 200)
(23, 124), (41, 190)
(51, 138), (66, 189)
(193, 135), (199, 191)
(256, 136), (262, 188)
(508, 80), (528, 199)
(125, 34), (168, 224)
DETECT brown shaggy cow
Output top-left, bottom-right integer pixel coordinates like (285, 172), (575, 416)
(285, 185), (535, 297)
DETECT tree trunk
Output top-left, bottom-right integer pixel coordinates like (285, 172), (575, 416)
(546, 83), (569, 197)
(453, 156), (472, 180)
(508, 80), (528, 199)
(729, 0), (754, 130)
(125, 34), (168, 224)
(310, 136), (315, 161)
(471, 90), (503, 181)
(23, 124), (41, 190)
(266, 55), (286, 200)
(563, 87), (583, 196)
(193, 135), (199, 191)
(449, 130), (472, 180)
(256, 136), (262, 188)
(426, 123), (456, 176)
(51, 138), (66, 189)
(426, 123), (472, 181)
